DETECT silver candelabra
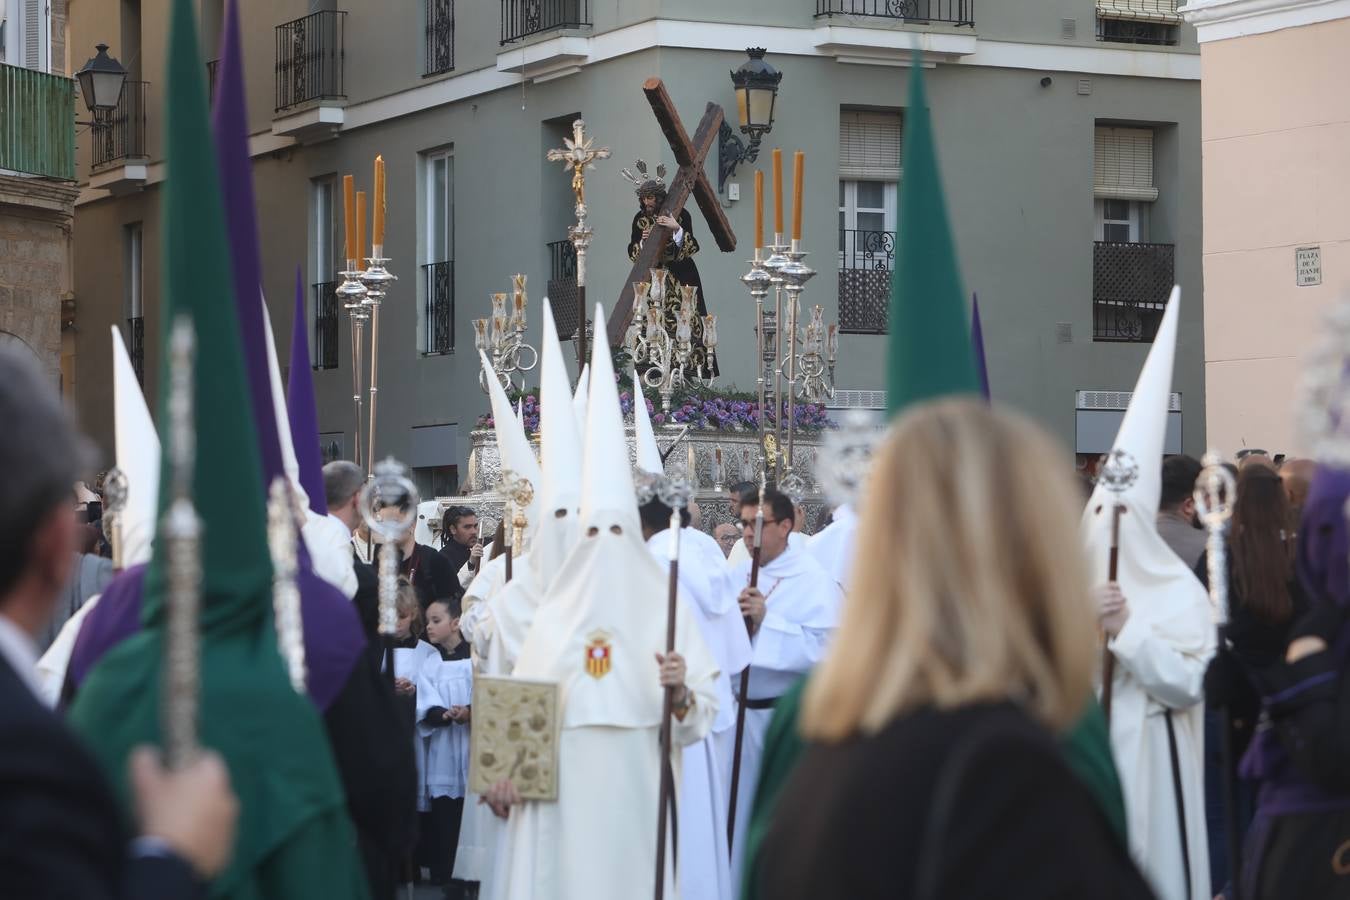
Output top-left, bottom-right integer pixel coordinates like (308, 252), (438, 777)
(474, 274), (539, 393)
(335, 248), (398, 476)
(625, 270), (718, 413)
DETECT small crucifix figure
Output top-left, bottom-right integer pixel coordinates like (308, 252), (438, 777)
(606, 78), (737, 348)
(546, 118), (611, 371)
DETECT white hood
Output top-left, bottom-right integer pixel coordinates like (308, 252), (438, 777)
(111, 325), (160, 568)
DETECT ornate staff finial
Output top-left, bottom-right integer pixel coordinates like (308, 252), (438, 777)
(267, 477), (307, 694)
(1194, 451), (1237, 625)
(359, 457), (421, 637)
(814, 409), (882, 509)
(162, 316), (202, 771)
(102, 467), (129, 571)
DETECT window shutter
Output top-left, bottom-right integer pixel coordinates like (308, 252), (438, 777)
(839, 110), (902, 181)
(21, 0), (48, 71)
(1095, 0), (1181, 23)
(1094, 126), (1158, 202)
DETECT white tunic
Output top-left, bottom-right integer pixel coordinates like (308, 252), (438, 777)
(725, 529), (807, 568)
(645, 528), (752, 900)
(416, 653), (474, 800)
(720, 545), (840, 888)
(493, 526), (720, 900)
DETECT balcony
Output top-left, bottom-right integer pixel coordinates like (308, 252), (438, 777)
(423, 260), (454, 355)
(1092, 241), (1173, 343)
(546, 239), (580, 339)
(501, 0), (590, 45)
(0, 62), (75, 181)
(837, 228), (894, 335)
(814, 0), (977, 64)
(312, 281), (340, 370)
(425, 0), (455, 76)
(90, 81), (149, 194)
(1096, 0), (1180, 46)
(273, 10), (346, 142)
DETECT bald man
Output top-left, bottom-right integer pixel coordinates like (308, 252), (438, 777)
(1281, 458), (1316, 519)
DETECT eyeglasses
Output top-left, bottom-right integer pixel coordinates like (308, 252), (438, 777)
(738, 518), (781, 529)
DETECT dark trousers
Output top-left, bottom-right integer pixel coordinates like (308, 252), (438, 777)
(428, 795), (465, 886)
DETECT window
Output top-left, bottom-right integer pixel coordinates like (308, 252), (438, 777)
(4, 0), (51, 71)
(424, 0), (454, 76)
(838, 109), (901, 335)
(1095, 0), (1180, 46)
(420, 148), (454, 354)
(1093, 125), (1156, 243)
(123, 223), (144, 383)
(310, 177), (340, 370)
(1095, 199), (1139, 243)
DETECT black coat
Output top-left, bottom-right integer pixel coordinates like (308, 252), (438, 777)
(757, 702), (1155, 900)
(0, 652), (200, 900)
(375, 542), (461, 611)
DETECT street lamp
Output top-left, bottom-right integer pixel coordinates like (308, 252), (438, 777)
(76, 44), (127, 114)
(76, 43), (127, 167)
(718, 48), (782, 192)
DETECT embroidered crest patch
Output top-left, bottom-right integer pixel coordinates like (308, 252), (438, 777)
(584, 631), (612, 679)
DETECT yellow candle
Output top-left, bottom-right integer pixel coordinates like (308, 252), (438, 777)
(372, 155), (386, 249)
(754, 169), (764, 250)
(343, 174), (356, 263)
(356, 191), (367, 271)
(792, 151), (805, 243)
(772, 148), (784, 237)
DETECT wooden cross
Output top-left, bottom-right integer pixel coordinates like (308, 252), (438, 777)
(605, 78), (737, 347)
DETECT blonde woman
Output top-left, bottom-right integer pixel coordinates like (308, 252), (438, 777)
(757, 400), (1154, 899)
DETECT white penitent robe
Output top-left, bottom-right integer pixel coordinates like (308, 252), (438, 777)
(393, 641), (440, 811)
(720, 545), (840, 887)
(646, 528), (753, 900)
(805, 503), (856, 589)
(462, 553), (509, 615)
(1105, 593), (1214, 900)
(493, 533), (720, 900)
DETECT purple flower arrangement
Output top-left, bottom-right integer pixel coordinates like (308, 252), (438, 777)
(476, 387), (832, 434)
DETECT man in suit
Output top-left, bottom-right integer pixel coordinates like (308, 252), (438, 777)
(0, 348), (239, 899)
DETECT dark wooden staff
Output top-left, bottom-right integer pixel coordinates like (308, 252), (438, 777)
(726, 481), (765, 856)
(1100, 502), (1126, 721)
(654, 500), (685, 900)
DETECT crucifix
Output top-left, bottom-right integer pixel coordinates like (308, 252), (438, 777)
(547, 119), (611, 371)
(605, 78), (738, 348)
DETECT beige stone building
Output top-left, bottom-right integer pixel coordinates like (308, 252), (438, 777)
(0, 0), (77, 393)
(1183, 0), (1350, 456)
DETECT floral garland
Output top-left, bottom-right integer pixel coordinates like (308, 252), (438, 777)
(474, 371), (833, 434)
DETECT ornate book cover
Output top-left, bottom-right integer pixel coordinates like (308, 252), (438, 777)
(469, 676), (561, 801)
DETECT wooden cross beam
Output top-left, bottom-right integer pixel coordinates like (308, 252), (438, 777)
(606, 78), (737, 347)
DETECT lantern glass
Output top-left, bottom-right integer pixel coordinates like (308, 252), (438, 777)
(746, 85), (776, 132)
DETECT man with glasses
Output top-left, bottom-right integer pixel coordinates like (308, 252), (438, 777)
(722, 487), (841, 884)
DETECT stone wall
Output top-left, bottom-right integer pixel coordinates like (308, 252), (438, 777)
(0, 175), (78, 387)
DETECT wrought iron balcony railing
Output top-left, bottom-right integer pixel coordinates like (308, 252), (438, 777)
(837, 228), (895, 335)
(313, 281), (340, 370)
(275, 10), (346, 113)
(127, 316), (146, 385)
(501, 0), (591, 45)
(423, 261), (454, 355)
(92, 81), (149, 170)
(425, 0), (455, 75)
(546, 238), (580, 339)
(1092, 241), (1174, 343)
(815, 0), (975, 27)
(0, 62), (75, 180)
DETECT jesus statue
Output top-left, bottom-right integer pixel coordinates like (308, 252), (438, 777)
(623, 160), (719, 378)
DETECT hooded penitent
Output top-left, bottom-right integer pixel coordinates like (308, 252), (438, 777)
(631, 367), (663, 475)
(479, 350), (543, 549)
(66, 0), (369, 895)
(111, 325), (160, 568)
(1080, 288), (1214, 900)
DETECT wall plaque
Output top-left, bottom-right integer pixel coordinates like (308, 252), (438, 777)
(1297, 246), (1322, 287)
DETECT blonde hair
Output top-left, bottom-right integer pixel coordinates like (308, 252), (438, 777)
(802, 398), (1096, 741)
(395, 579), (423, 636)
